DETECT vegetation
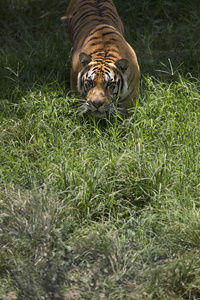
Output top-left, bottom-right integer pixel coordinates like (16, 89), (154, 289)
(0, 0), (200, 299)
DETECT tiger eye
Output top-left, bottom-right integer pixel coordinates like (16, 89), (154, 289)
(106, 82), (113, 87)
(86, 79), (93, 89)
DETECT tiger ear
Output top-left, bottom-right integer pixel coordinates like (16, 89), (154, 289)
(115, 59), (129, 73)
(79, 52), (92, 67)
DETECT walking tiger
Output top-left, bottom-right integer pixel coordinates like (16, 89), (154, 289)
(65, 0), (140, 118)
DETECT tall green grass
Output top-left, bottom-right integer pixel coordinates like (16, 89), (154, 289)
(0, 0), (200, 299)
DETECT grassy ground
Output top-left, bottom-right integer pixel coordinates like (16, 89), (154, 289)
(1, 0), (200, 299)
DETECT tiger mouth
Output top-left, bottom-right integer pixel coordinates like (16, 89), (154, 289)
(79, 102), (121, 119)
(89, 110), (106, 118)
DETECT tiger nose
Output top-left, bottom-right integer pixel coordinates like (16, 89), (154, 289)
(92, 99), (105, 108)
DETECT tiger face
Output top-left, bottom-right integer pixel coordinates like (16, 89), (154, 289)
(77, 52), (130, 118)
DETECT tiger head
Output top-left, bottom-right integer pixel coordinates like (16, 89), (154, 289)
(77, 52), (130, 118)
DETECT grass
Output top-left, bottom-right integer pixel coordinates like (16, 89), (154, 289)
(0, 0), (200, 299)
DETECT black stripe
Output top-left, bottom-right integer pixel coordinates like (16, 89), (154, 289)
(90, 41), (103, 46)
(91, 66), (99, 71)
(89, 49), (104, 55)
(87, 25), (111, 37)
(128, 75), (135, 89)
(85, 36), (99, 45)
(105, 58), (117, 63)
(119, 74), (124, 93)
(80, 72), (83, 90)
(106, 53), (119, 58)
(102, 31), (121, 38)
(104, 38), (119, 45)
(104, 66), (111, 72)
(93, 59), (104, 63)
(95, 52), (105, 57)
(128, 86), (135, 96)
(106, 72), (111, 79)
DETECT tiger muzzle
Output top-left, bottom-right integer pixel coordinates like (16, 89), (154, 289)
(91, 99), (105, 109)
(87, 89), (110, 113)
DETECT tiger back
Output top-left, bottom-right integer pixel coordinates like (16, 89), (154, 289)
(66, 0), (140, 118)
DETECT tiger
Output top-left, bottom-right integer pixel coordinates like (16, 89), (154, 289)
(65, 0), (140, 118)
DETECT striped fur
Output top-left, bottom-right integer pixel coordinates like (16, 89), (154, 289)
(66, 0), (140, 118)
